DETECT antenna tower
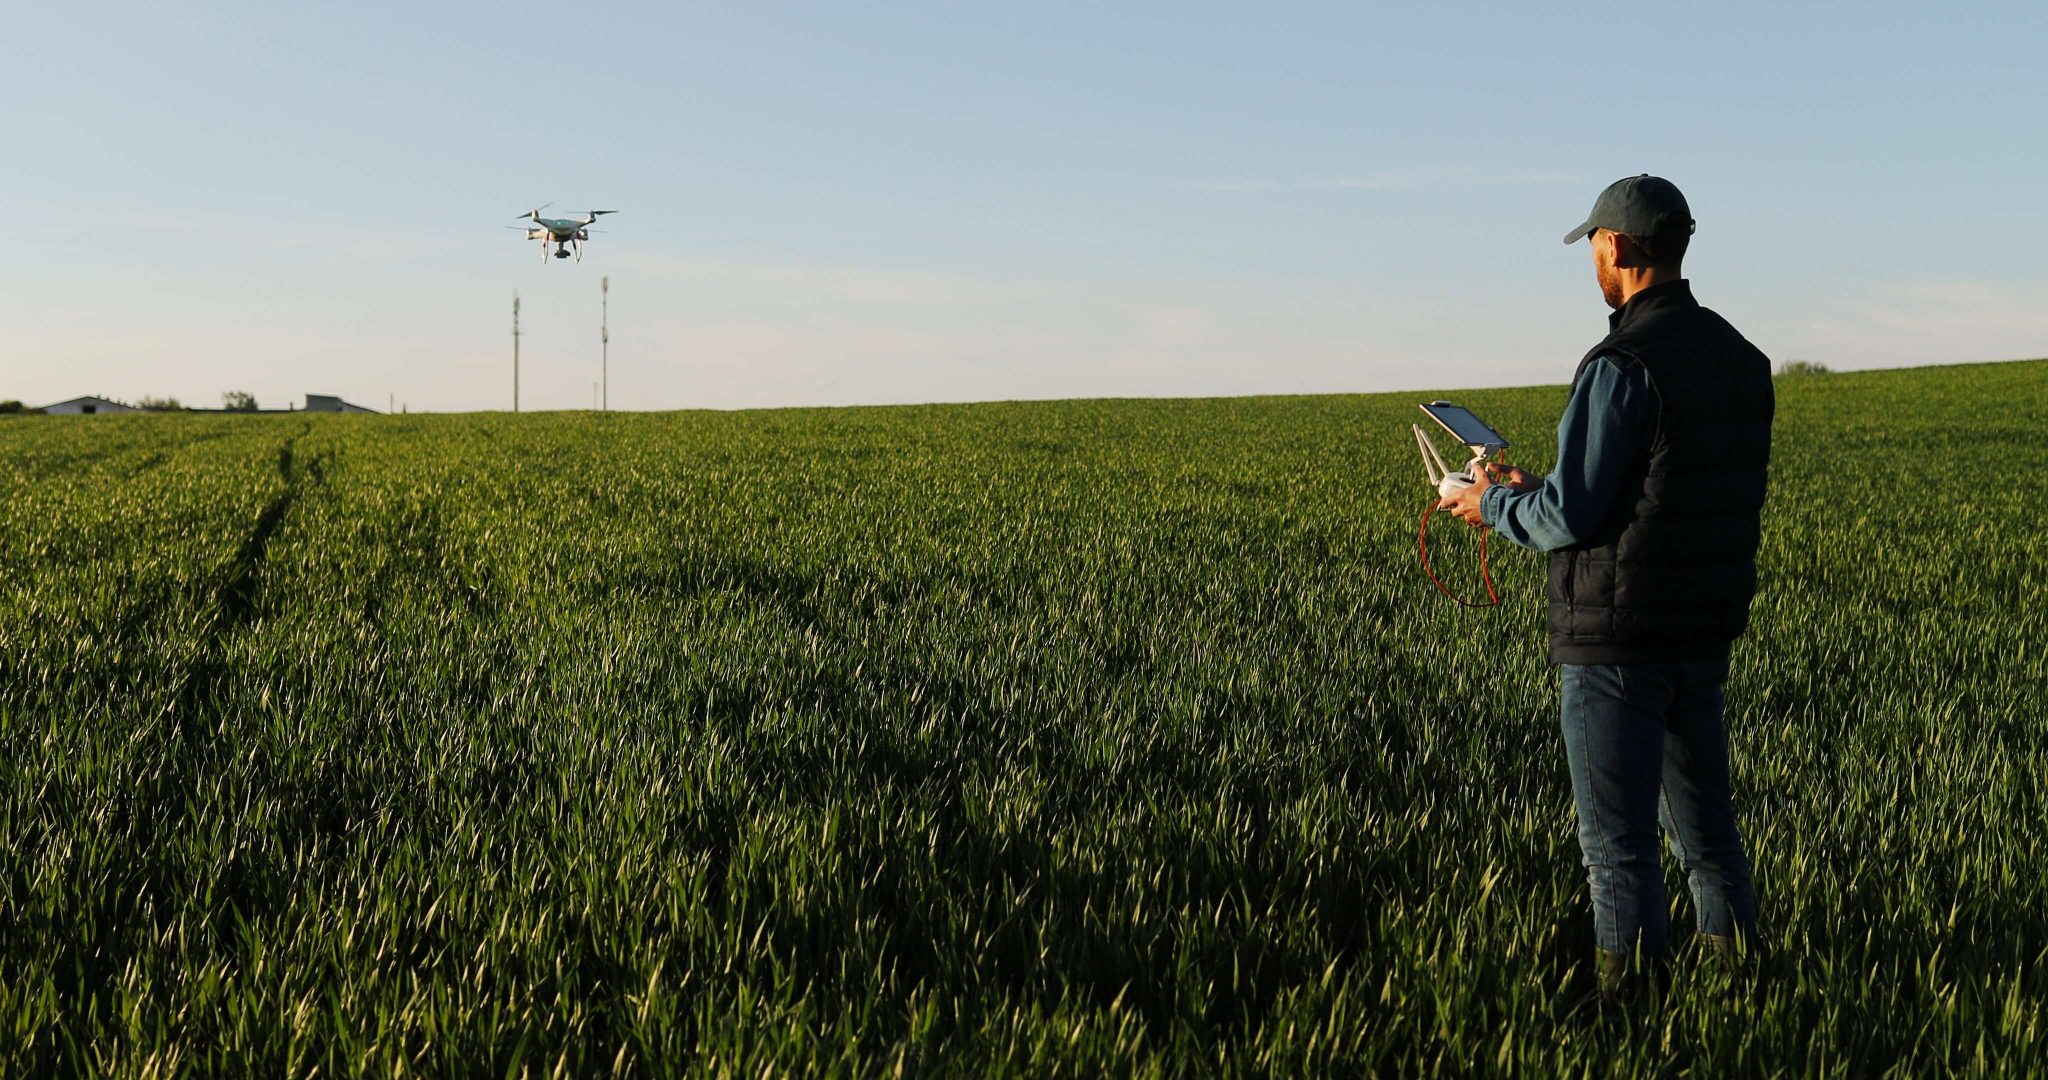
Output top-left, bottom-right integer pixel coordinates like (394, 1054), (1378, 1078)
(512, 291), (522, 413)
(601, 276), (610, 411)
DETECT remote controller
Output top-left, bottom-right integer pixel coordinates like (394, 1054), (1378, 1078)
(1415, 424), (1492, 500)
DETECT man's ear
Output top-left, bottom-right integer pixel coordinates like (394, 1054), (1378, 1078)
(1608, 231), (1648, 270)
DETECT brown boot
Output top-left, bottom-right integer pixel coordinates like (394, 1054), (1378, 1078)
(1596, 949), (1633, 1003)
(1595, 948), (1674, 1008)
(1700, 932), (1760, 996)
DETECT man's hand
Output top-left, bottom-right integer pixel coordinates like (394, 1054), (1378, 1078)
(1494, 465), (1542, 493)
(1437, 461), (1493, 527)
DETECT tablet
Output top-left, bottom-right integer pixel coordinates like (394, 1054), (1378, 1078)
(1418, 401), (1509, 451)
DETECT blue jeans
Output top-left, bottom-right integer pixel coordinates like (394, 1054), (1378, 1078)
(1559, 660), (1758, 956)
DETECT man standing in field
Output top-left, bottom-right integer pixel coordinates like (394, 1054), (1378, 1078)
(1439, 175), (1773, 997)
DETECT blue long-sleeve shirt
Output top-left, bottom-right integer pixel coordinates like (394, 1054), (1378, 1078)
(1481, 356), (1654, 552)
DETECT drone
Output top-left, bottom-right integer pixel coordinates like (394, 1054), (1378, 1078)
(510, 204), (617, 263)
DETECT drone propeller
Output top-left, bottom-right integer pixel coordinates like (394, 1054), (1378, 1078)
(515, 202), (554, 220)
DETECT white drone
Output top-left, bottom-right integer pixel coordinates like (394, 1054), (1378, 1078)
(510, 204), (617, 263)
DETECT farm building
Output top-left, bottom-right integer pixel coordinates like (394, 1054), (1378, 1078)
(40, 396), (140, 415)
(303, 394), (377, 413)
(37, 393), (379, 415)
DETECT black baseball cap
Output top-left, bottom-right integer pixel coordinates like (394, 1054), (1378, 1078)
(1563, 174), (1695, 244)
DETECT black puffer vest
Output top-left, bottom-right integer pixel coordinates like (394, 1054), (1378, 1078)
(1548, 280), (1775, 665)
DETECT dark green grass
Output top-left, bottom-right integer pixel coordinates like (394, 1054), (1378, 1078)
(2, 360), (2044, 1075)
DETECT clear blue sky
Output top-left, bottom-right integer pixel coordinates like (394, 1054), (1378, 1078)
(5, 2), (2043, 412)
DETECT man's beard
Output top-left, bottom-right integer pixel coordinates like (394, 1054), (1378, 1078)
(1597, 260), (1624, 309)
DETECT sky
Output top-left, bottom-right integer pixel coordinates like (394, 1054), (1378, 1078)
(4, 2), (2044, 412)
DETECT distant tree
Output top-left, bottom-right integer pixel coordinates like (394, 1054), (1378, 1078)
(222, 390), (258, 412)
(136, 395), (185, 411)
(1777, 360), (1831, 376)
(0, 399), (36, 414)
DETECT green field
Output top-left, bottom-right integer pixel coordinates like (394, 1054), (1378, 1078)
(4, 360), (2045, 1075)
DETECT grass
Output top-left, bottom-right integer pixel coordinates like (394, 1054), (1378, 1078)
(2, 359), (2044, 1075)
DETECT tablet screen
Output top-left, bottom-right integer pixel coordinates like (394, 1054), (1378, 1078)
(1418, 402), (1508, 449)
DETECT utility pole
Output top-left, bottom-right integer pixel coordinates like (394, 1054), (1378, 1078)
(512, 291), (522, 412)
(600, 275), (609, 411)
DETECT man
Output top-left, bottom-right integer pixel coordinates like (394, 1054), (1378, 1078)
(1438, 175), (1773, 997)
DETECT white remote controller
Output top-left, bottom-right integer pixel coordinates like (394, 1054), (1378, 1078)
(1437, 465), (1479, 500)
(1416, 424), (1489, 500)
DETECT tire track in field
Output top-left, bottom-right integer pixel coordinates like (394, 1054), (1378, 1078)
(161, 424), (315, 810)
(110, 423), (315, 716)
(159, 425), (327, 898)
(169, 420), (315, 709)
(105, 426), (314, 659)
(47, 424), (319, 1025)
(206, 426), (308, 634)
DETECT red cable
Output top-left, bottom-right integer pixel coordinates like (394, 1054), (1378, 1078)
(1419, 500), (1499, 607)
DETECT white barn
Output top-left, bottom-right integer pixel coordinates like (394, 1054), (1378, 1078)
(41, 396), (140, 415)
(37, 393), (380, 415)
